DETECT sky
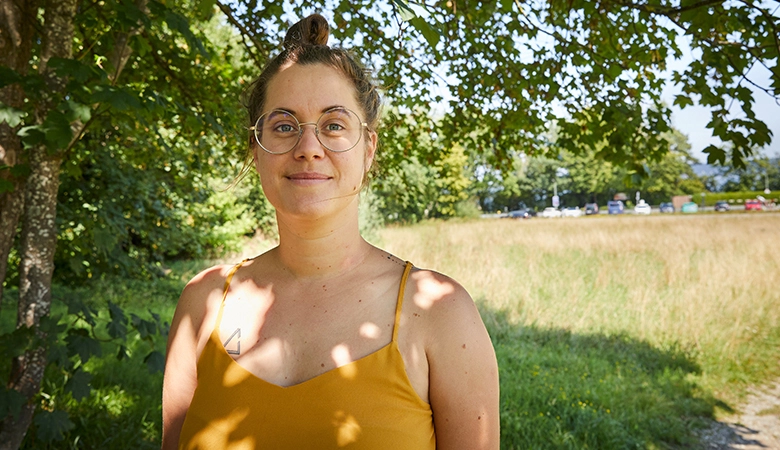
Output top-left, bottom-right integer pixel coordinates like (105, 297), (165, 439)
(661, 35), (780, 163)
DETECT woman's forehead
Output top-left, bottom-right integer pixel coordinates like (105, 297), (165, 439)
(265, 63), (360, 114)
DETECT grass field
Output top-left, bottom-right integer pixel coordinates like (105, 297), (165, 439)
(380, 213), (780, 448)
(3, 212), (778, 448)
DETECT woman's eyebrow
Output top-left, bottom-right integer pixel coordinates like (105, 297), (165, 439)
(271, 105), (346, 116)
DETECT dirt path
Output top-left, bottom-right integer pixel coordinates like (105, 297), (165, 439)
(698, 382), (780, 449)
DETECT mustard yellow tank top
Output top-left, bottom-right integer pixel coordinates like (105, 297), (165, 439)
(178, 261), (435, 449)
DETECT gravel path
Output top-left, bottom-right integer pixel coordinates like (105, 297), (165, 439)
(698, 381), (780, 449)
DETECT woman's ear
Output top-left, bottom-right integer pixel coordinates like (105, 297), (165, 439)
(364, 130), (378, 172)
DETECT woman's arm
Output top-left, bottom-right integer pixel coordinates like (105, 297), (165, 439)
(419, 271), (500, 449)
(161, 267), (226, 450)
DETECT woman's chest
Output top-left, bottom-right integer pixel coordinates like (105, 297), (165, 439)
(215, 282), (399, 387)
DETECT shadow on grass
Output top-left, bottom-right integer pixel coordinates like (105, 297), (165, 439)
(480, 304), (730, 449)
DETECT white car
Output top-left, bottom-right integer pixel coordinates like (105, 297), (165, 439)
(540, 207), (562, 218)
(634, 200), (651, 215)
(562, 207), (583, 218)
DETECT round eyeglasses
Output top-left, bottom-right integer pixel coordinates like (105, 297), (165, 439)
(250, 107), (368, 155)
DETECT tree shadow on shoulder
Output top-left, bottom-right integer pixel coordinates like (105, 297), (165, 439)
(479, 304), (731, 450)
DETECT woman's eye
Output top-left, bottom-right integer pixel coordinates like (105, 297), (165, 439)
(323, 122), (345, 132)
(274, 123), (297, 133)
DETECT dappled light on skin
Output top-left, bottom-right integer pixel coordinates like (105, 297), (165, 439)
(412, 273), (456, 309)
(332, 344), (357, 379)
(359, 321), (381, 339)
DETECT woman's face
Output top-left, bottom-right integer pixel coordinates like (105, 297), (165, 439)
(254, 63), (377, 222)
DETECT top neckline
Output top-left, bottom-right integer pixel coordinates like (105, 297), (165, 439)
(208, 259), (415, 389)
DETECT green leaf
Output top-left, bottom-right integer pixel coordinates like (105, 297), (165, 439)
(116, 344), (129, 361)
(144, 350), (165, 373)
(42, 109), (74, 152)
(90, 85), (142, 112)
(0, 104), (25, 127)
(389, 0), (418, 21)
(0, 178), (13, 194)
(673, 95), (693, 108)
(9, 163), (30, 178)
(62, 99), (92, 123)
(107, 301), (128, 339)
(194, 0), (216, 20)
(0, 326), (35, 359)
(67, 298), (97, 326)
(409, 17), (440, 51)
(0, 66), (22, 89)
(704, 145), (726, 165)
(65, 329), (102, 364)
(65, 370), (93, 401)
(131, 313), (157, 339)
(17, 125), (46, 149)
(163, 10), (209, 57)
(47, 57), (93, 84)
(0, 387), (26, 421)
(33, 410), (74, 442)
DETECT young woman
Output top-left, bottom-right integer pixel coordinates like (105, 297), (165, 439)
(162, 14), (499, 449)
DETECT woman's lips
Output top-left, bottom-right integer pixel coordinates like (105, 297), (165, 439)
(286, 172), (331, 184)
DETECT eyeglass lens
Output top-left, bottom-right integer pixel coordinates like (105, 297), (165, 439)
(255, 108), (363, 154)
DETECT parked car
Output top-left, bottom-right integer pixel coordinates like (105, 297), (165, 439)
(714, 200), (730, 212)
(634, 200), (651, 215)
(745, 200), (762, 211)
(584, 203), (599, 215)
(659, 202), (675, 213)
(540, 207), (562, 218)
(507, 209), (533, 219)
(607, 200), (624, 215)
(681, 202), (698, 213)
(562, 207), (583, 218)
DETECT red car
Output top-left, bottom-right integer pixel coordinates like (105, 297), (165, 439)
(745, 200), (762, 211)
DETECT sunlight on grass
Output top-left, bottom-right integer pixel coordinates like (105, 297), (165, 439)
(381, 214), (780, 432)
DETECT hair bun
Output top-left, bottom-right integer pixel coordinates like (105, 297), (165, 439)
(284, 14), (330, 49)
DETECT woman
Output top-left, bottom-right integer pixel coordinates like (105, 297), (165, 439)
(162, 14), (499, 449)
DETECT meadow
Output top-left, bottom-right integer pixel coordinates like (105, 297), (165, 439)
(3, 212), (778, 448)
(381, 212), (780, 448)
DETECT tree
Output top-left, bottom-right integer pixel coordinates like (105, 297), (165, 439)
(0, 0), (252, 446)
(392, 0), (778, 170)
(720, 155), (780, 192)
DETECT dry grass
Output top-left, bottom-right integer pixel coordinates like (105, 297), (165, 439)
(380, 213), (780, 402)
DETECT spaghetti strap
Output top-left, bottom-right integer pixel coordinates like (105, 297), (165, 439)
(392, 262), (414, 342)
(214, 258), (251, 330)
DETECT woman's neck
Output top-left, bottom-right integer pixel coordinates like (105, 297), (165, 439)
(273, 207), (372, 279)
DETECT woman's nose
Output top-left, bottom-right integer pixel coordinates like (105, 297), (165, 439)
(293, 123), (325, 159)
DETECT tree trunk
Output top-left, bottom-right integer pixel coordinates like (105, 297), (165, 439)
(0, 0), (77, 447)
(0, 0), (38, 312)
(0, 149), (63, 450)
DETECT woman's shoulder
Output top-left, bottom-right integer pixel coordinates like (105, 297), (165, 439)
(175, 262), (246, 320)
(404, 266), (482, 336)
(407, 266), (473, 310)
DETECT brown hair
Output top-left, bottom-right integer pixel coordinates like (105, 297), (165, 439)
(244, 14), (381, 136)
